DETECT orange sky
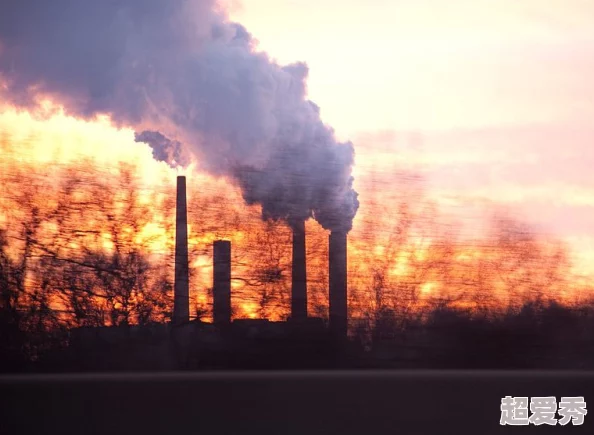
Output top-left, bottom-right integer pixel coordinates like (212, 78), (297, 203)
(2, 0), (594, 275)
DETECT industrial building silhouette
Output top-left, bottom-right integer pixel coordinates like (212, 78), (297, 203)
(172, 175), (349, 334)
(26, 176), (594, 372)
(62, 175), (352, 370)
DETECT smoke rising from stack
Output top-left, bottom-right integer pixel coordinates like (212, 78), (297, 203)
(134, 131), (191, 169)
(0, 0), (359, 233)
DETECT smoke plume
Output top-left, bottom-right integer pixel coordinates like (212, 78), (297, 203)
(0, 0), (359, 232)
(134, 130), (191, 169)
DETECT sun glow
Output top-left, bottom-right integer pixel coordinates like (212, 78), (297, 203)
(0, 104), (176, 186)
(420, 282), (438, 295)
(241, 302), (259, 319)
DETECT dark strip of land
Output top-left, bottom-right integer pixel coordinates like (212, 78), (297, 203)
(2, 370), (593, 435)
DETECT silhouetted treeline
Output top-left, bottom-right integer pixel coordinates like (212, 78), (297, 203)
(359, 299), (594, 369)
(6, 298), (594, 371)
(2, 137), (594, 370)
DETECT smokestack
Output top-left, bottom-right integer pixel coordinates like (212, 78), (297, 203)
(329, 231), (348, 338)
(291, 220), (307, 320)
(173, 175), (189, 325)
(213, 240), (232, 325)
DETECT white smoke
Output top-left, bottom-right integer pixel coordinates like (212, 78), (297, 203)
(0, 0), (359, 232)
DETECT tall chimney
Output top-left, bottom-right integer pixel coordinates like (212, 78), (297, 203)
(329, 231), (348, 338)
(291, 220), (307, 320)
(213, 240), (231, 325)
(173, 175), (190, 324)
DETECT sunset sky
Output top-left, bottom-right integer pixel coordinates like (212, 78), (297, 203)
(231, 0), (594, 273)
(1, 0), (594, 274)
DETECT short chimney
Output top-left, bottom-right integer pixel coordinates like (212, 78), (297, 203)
(329, 231), (348, 338)
(173, 176), (190, 324)
(291, 220), (307, 320)
(213, 240), (232, 325)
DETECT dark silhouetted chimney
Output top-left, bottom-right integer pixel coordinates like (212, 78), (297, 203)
(173, 176), (190, 324)
(329, 231), (348, 338)
(291, 220), (307, 320)
(213, 240), (231, 325)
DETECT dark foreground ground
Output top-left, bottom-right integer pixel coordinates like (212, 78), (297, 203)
(1, 370), (593, 435)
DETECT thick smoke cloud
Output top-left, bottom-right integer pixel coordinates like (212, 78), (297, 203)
(0, 0), (359, 232)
